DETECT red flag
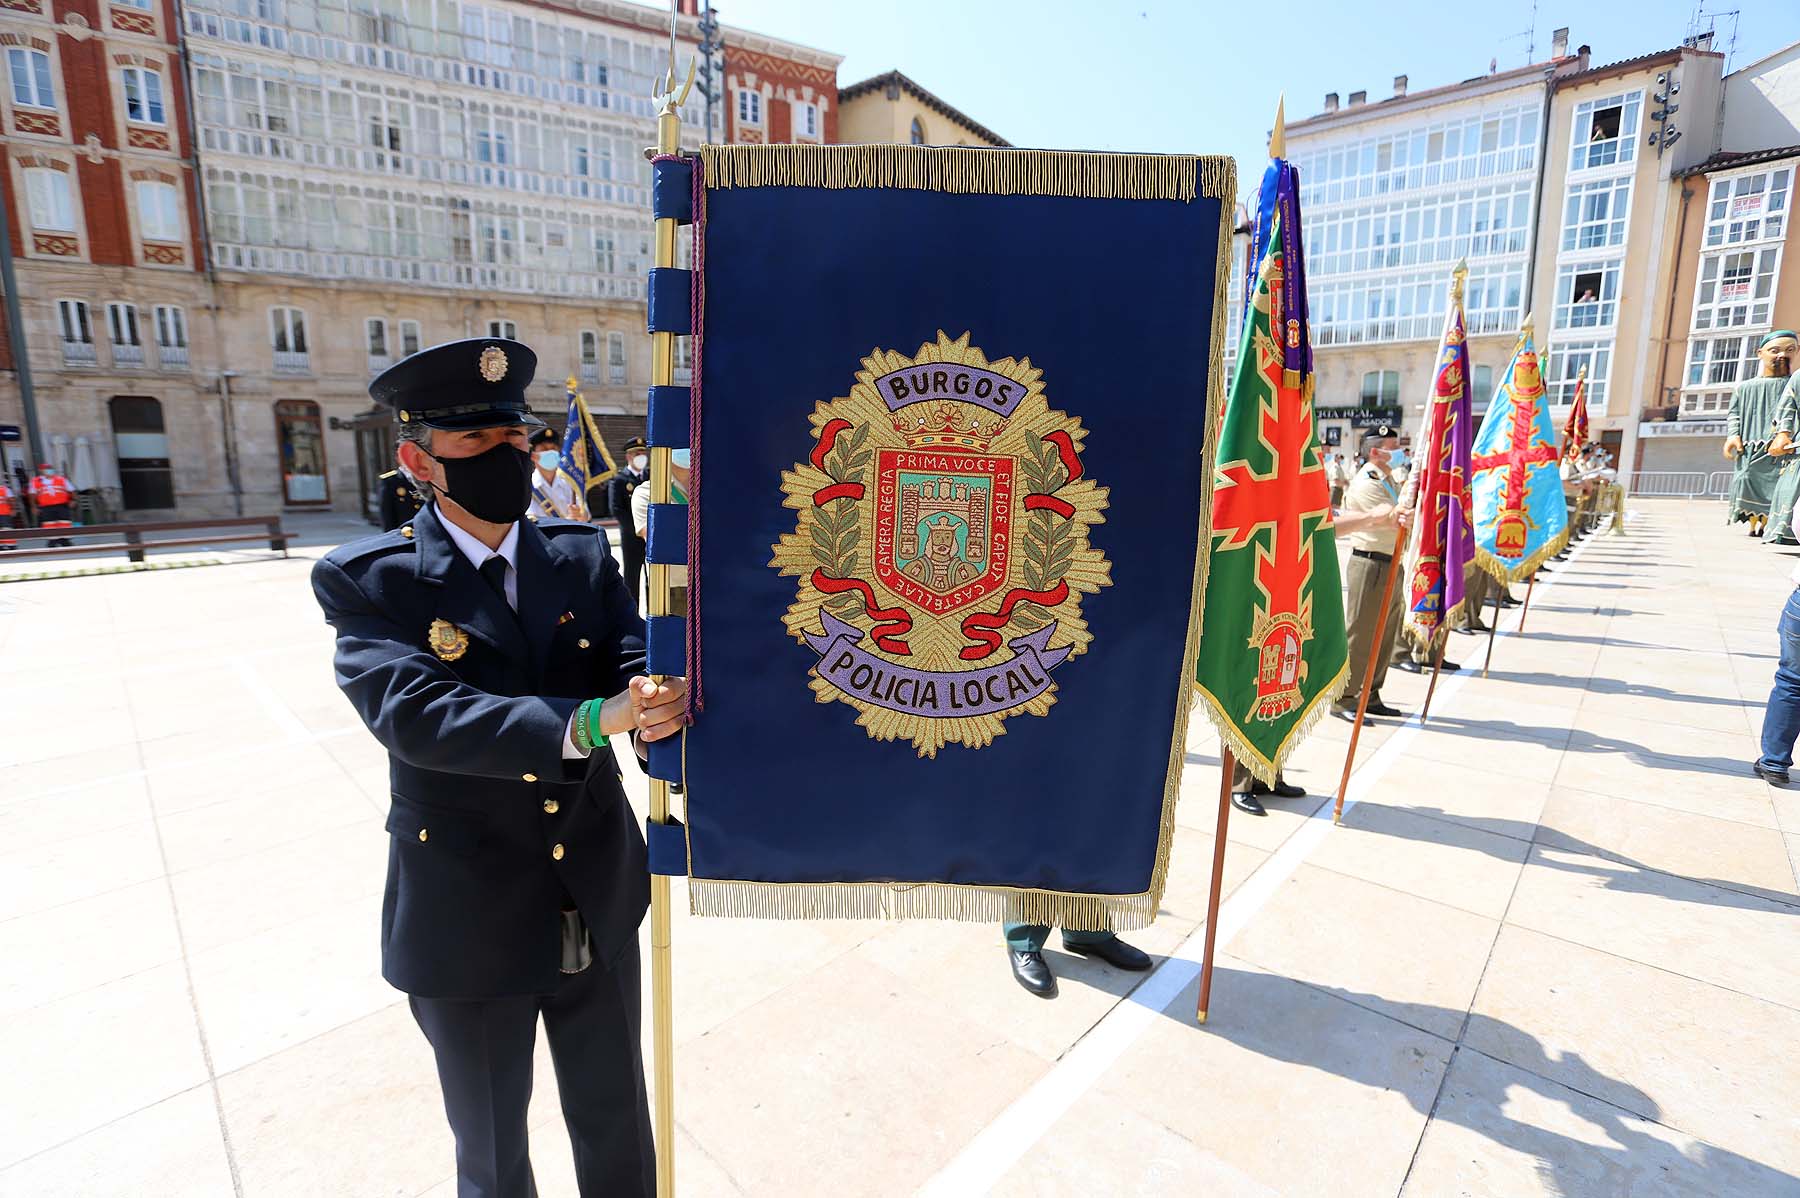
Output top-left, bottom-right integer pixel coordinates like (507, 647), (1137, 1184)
(1562, 365), (1589, 455)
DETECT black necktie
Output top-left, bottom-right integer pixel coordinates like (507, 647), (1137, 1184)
(479, 556), (512, 612)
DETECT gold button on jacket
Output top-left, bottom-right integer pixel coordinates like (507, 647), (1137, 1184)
(551, 843), (565, 861)
(418, 828), (429, 842)
(542, 799), (559, 814)
(522, 772), (538, 782)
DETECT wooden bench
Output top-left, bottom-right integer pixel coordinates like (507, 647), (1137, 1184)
(3, 517), (289, 563)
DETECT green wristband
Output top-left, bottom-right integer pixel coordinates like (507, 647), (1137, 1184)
(571, 702), (593, 753)
(584, 699), (610, 750)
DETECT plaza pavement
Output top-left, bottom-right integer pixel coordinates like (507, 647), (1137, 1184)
(1, 498), (1796, 1197)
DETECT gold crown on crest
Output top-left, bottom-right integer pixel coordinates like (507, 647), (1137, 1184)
(892, 402), (1007, 451)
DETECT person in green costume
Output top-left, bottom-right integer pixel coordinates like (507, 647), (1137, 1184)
(1727, 331), (1799, 535)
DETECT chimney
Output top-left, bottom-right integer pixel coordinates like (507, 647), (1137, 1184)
(1694, 31), (1715, 52)
(1551, 27), (1569, 58)
(1393, 74), (1408, 98)
(1324, 91), (1339, 114)
(1348, 90), (1367, 107)
(1577, 44), (1591, 70)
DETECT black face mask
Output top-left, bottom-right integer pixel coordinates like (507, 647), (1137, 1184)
(427, 441), (534, 524)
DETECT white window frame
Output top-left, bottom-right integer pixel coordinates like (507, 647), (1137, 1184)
(1543, 339), (1611, 409)
(1692, 246), (1782, 331)
(399, 319), (421, 357)
(487, 318), (516, 340)
(579, 329), (599, 365)
(113, 0), (154, 8)
(736, 88), (761, 126)
(1359, 370), (1400, 405)
(121, 66), (166, 126)
(1568, 91), (1641, 174)
(365, 317), (390, 357)
(135, 180), (182, 241)
(1704, 166), (1792, 248)
(796, 100), (819, 140)
(23, 167), (75, 232)
(1684, 334), (1757, 389)
(106, 301), (142, 347)
(607, 330), (625, 383)
(153, 304), (186, 349)
(271, 305), (308, 355)
(57, 298), (93, 343)
(1553, 261), (1621, 332)
(1560, 176), (1632, 253)
(7, 48), (54, 110)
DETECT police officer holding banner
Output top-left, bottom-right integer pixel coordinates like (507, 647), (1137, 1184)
(312, 338), (686, 1196)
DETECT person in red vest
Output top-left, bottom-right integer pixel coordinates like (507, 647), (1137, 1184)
(0, 474), (16, 549)
(28, 462), (75, 547)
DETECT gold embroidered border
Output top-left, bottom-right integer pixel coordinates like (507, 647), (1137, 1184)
(698, 144), (1232, 204)
(680, 154), (1239, 929)
(1476, 521), (1571, 586)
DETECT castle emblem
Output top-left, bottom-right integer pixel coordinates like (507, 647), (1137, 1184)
(771, 331), (1112, 756)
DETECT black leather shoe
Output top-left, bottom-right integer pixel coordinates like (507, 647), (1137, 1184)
(1752, 761), (1791, 786)
(1331, 704), (1358, 722)
(1394, 658), (1424, 673)
(1366, 699), (1404, 718)
(1009, 949), (1058, 998)
(1231, 790), (1267, 816)
(1063, 935), (1153, 972)
(1499, 596), (1521, 608)
(1254, 777), (1306, 799)
(1439, 659), (1462, 672)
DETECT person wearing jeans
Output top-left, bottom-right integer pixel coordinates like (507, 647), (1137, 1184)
(1754, 567), (1800, 784)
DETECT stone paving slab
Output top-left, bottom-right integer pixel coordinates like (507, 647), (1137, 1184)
(2, 500), (1798, 1196)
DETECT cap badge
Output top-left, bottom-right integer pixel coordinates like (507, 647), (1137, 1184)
(478, 346), (509, 383)
(428, 618), (470, 662)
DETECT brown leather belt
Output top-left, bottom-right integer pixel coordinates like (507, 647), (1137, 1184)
(1351, 548), (1392, 564)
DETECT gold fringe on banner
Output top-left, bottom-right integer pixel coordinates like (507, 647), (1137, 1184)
(679, 154), (1239, 928)
(698, 144), (1233, 203)
(687, 878), (1161, 931)
(1476, 522), (1571, 586)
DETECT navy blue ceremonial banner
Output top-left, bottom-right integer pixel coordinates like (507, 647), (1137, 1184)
(669, 145), (1234, 929)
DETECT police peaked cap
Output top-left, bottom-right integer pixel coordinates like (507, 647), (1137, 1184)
(370, 338), (546, 431)
(622, 435), (649, 452)
(1366, 423), (1402, 440)
(528, 427), (559, 448)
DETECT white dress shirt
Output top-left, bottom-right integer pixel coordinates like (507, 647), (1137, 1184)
(438, 515), (593, 758)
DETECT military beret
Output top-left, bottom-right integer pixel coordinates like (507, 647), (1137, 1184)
(370, 338), (546, 431)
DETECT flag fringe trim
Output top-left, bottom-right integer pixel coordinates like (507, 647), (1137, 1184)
(677, 157), (1238, 929)
(1476, 523), (1571, 585)
(698, 144), (1233, 203)
(686, 879), (1159, 931)
(1192, 659), (1350, 788)
(1401, 600), (1467, 650)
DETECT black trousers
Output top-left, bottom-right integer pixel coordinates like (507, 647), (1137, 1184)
(409, 941), (655, 1198)
(620, 533), (645, 611)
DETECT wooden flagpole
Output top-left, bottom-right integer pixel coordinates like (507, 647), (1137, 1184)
(646, 27), (695, 1198)
(1481, 579), (1503, 678)
(1419, 627), (1449, 723)
(1334, 519), (1410, 824)
(1197, 747), (1235, 1023)
(1518, 572), (1537, 631)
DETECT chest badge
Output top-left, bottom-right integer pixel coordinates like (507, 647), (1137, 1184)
(428, 618), (471, 662)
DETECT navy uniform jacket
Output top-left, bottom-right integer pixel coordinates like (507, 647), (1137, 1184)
(312, 503), (649, 999)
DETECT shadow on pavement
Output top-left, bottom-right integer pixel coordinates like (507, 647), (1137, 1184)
(1378, 804), (1800, 915)
(1178, 969), (1799, 1195)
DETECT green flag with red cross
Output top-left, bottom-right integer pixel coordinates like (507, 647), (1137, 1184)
(1193, 206), (1348, 784)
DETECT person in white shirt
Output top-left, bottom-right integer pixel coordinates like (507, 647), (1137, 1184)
(526, 427), (588, 521)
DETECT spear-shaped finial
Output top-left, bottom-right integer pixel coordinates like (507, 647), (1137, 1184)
(1577, 363), (1588, 379)
(1451, 257), (1468, 300)
(1269, 93), (1286, 159)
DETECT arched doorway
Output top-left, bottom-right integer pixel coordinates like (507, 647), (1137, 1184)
(108, 396), (174, 509)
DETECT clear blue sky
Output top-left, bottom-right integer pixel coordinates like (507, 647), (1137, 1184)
(712, 0), (1793, 198)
